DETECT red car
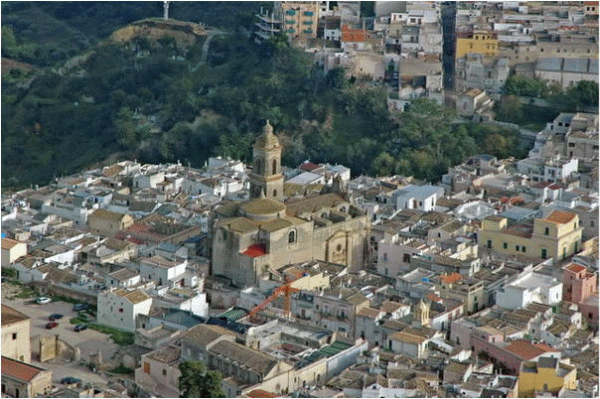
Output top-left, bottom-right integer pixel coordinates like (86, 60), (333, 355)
(45, 322), (59, 329)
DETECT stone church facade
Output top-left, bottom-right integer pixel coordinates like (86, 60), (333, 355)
(211, 121), (370, 287)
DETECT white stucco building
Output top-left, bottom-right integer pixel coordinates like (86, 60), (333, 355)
(97, 289), (152, 333)
(496, 272), (563, 310)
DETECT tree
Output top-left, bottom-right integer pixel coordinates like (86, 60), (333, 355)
(570, 80), (599, 107)
(495, 95), (523, 123)
(179, 361), (224, 398)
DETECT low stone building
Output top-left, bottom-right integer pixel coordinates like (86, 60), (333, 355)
(1, 356), (52, 398)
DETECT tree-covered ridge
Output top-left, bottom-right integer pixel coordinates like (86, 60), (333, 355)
(2, 3), (528, 190)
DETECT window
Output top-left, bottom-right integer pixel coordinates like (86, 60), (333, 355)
(385, 268), (388, 276)
(337, 244), (343, 252)
(591, 220), (595, 228)
(545, 227), (550, 235)
(162, 369), (167, 376)
(383, 253), (388, 261)
(273, 189), (277, 198)
(515, 245), (520, 251)
(119, 308), (123, 313)
(541, 248), (547, 259)
(522, 246), (526, 253)
(288, 230), (296, 244)
(503, 242), (507, 249)
(272, 159), (277, 174)
(487, 240), (492, 249)
(403, 253), (411, 263)
(12, 333), (17, 340)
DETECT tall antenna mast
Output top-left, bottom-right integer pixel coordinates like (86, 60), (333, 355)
(163, 1), (170, 20)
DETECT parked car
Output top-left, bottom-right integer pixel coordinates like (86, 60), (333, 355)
(60, 377), (81, 384)
(46, 322), (59, 329)
(73, 303), (88, 311)
(36, 297), (51, 304)
(74, 324), (87, 332)
(48, 314), (63, 321)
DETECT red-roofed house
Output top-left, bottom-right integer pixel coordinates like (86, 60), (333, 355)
(563, 262), (598, 328)
(473, 338), (561, 374)
(341, 25), (369, 50)
(1, 356), (52, 397)
(440, 272), (463, 286)
(244, 389), (279, 398)
(298, 161), (320, 172)
(563, 263), (597, 303)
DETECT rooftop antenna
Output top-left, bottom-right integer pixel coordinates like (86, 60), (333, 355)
(163, 1), (170, 20)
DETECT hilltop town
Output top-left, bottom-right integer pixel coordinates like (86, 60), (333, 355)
(1, 1), (599, 398)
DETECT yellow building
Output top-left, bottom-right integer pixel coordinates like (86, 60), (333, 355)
(88, 209), (134, 237)
(456, 31), (498, 59)
(518, 357), (577, 397)
(479, 210), (582, 260)
(277, 1), (319, 44)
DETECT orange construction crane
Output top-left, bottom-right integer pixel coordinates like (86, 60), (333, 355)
(247, 272), (306, 320)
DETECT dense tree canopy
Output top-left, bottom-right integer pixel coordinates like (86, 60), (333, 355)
(179, 361), (224, 398)
(2, 2), (532, 190)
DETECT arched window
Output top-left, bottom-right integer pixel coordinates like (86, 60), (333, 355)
(288, 230), (296, 244)
(272, 159), (277, 174)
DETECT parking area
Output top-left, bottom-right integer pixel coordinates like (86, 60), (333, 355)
(2, 289), (121, 382)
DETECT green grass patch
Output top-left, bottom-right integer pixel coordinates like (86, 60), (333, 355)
(12, 283), (39, 299)
(50, 294), (81, 304)
(88, 324), (134, 346)
(109, 365), (134, 374)
(70, 317), (86, 325)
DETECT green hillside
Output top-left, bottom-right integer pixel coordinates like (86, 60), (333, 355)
(2, 2), (526, 191)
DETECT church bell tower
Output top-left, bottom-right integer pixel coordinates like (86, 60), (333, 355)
(250, 120), (284, 202)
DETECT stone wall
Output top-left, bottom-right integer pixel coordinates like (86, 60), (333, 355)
(34, 334), (80, 362)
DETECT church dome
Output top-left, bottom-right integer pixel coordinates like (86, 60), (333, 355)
(255, 120), (280, 149)
(240, 197), (286, 221)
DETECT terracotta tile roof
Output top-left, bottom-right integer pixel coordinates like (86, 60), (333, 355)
(441, 273), (463, 284)
(544, 210), (576, 224)
(341, 25), (367, 42)
(1, 305), (30, 326)
(504, 339), (556, 360)
(299, 161), (320, 172)
(565, 263), (586, 273)
(1, 356), (46, 382)
(246, 389), (278, 398)
(427, 293), (443, 302)
(242, 244), (267, 258)
(1, 238), (22, 250)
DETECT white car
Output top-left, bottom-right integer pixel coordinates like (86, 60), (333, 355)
(36, 297), (51, 304)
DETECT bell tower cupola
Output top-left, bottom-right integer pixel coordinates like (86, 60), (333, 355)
(250, 120), (284, 202)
